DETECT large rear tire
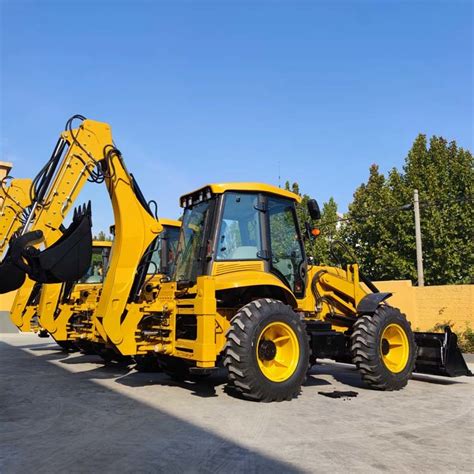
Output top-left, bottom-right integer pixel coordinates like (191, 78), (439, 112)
(159, 355), (210, 382)
(134, 354), (162, 373)
(223, 298), (309, 402)
(351, 305), (416, 390)
(55, 340), (78, 353)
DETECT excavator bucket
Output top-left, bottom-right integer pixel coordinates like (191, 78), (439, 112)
(0, 202), (93, 292)
(0, 248), (26, 293)
(414, 327), (472, 377)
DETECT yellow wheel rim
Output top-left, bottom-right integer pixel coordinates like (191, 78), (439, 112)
(380, 323), (409, 373)
(257, 321), (299, 382)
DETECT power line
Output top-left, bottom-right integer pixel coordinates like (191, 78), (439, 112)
(315, 195), (473, 229)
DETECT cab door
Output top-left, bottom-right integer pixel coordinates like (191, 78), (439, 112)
(266, 196), (306, 297)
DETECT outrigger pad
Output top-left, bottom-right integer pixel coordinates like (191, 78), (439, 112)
(28, 202), (93, 284)
(415, 327), (473, 377)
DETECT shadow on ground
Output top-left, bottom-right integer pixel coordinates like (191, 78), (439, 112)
(0, 340), (301, 473)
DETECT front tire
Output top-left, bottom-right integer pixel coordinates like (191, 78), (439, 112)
(223, 298), (309, 402)
(351, 305), (416, 390)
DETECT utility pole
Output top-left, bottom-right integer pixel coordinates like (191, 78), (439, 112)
(413, 189), (424, 286)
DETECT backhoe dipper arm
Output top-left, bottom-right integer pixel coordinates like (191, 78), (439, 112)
(0, 178), (33, 257)
(90, 141), (162, 345)
(8, 117), (162, 339)
(6, 118), (116, 328)
(38, 138), (163, 343)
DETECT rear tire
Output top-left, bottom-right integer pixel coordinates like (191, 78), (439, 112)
(159, 355), (210, 382)
(55, 340), (78, 352)
(134, 354), (162, 373)
(223, 298), (309, 402)
(99, 347), (132, 366)
(351, 305), (416, 390)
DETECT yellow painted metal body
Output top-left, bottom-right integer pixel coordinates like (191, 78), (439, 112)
(90, 132), (162, 345)
(0, 179), (33, 257)
(10, 121), (117, 330)
(9, 120), (163, 334)
(114, 263), (370, 363)
(181, 182), (302, 204)
(52, 219), (179, 347)
(99, 184), (372, 368)
(36, 240), (113, 340)
(6, 120), (372, 377)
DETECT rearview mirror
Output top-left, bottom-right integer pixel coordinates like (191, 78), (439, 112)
(307, 199), (321, 220)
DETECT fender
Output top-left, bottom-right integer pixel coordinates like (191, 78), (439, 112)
(215, 270), (298, 308)
(356, 292), (392, 314)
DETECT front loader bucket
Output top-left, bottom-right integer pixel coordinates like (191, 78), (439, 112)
(414, 327), (472, 377)
(0, 202), (93, 288)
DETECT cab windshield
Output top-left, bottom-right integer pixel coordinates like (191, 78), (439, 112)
(173, 201), (211, 283)
(78, 246), (111, 284)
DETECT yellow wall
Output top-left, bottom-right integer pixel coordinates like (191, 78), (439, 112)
(0, 282), (472, 332)
(374, 280), (473, 331)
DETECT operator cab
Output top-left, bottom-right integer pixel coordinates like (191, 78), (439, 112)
(78, 241), (112, 284)
(147, 220), (181, 277)
(173, 183), (307, 297)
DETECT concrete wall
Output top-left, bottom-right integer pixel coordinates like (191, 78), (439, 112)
(374, 280), (473, 331)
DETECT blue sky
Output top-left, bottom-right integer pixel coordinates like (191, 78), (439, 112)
(1, 0), (472, 234)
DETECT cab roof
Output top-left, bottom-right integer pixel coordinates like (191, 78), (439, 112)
(160, 218), (181, 228)
(92, 240), (113, 247)
(180, 182), (302, 206)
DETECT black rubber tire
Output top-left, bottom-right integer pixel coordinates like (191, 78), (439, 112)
(223, 298), (309, 402)
(134, 354), (162, 373)
(159, 355), (210, 382)
(55, 340), (78, 353)
(351, 305), (416, 391)
(99, 348), (133, 366)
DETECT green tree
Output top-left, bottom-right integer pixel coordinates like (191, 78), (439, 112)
(93, 230), (113, 241)
(344, 135), (473, 284)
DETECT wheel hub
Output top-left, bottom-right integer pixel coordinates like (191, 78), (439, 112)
(258, 340), (277, 361)
(256, 321), (300, 382)
(380, 323), (409, 373)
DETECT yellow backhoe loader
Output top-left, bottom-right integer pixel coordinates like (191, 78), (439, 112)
(1, 116), (163, 337)
(49, 219), (179, 362)
(28, 239), (113, 349)
(5, 117), (470, 402)
(0, 165), (111, 355)
(0, 117), (178, 363)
